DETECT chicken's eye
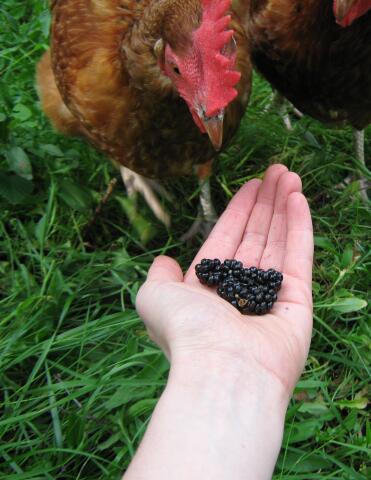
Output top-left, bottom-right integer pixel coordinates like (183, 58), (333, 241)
(172, 65), (180, 75)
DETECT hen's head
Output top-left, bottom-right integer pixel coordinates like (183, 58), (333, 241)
(333, 0), (371, 26)
(157, 0), (241, 150)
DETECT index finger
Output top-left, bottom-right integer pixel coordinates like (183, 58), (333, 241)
(185, 178), (261, 284)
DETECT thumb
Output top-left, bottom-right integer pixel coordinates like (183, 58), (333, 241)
(136, 256), (183, 348)
(146, 255), (184, 283)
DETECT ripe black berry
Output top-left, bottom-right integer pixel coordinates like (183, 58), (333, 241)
(195, 259), (223, 286)
(196, 259), (283, 316)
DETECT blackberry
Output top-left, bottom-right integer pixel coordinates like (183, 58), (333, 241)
(195, 258), (283, 315)
(269, 281), (282, 292)
(220, 259), (243, 280)
(217, 279), (250, 312)
(195, 258), (222, 286)
(255, 291), (264, 303)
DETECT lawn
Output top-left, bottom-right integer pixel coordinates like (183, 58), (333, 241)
(0, 1), (370, 478)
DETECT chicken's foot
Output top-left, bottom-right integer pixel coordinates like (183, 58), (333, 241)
(120, 166), (171, 227)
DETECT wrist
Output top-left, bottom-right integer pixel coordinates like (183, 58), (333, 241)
(169, 352), (290, 430)
(125, 350), (289, 480)
(159, 355), (288, 479)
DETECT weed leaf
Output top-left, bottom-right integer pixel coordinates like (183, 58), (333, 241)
(6, 146), (33, 180)
(0, 171), (33, 203)
(314, 236), (336, 252)
(12, 104), (32, 122)
(277, 451), (332, 473)
(330, 297), (367, 313)
(58, 178), (93, 211)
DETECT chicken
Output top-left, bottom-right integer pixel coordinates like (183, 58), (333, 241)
(236, 0), (371, 198)
(37, 0), (252, 235)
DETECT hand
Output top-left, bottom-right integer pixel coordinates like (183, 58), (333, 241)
(129, 165), (314, 480)
(136, 164), (313, 397)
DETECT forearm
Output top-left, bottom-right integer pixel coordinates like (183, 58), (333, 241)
(123, 357), (289, 480)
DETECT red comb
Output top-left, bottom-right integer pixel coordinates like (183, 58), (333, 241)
(193, 0), (241, 116)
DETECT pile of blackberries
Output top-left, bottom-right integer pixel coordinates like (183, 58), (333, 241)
(195, 258), (283, 315)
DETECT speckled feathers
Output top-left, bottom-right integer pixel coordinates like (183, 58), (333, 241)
(37, 0), (252, 178)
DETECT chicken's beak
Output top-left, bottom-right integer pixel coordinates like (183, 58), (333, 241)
(200, 111), (224, 151)
(334, 0), (357, 22)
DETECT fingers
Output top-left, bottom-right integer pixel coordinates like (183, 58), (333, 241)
(184, 178), (261, 283)
(283, 192), (313, 286)
(234, 164), (288, 266)
(146, 255), (184, 283)
(259, 172), (302, 270)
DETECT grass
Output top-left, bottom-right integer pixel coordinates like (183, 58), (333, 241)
(0, 1), (370, 478)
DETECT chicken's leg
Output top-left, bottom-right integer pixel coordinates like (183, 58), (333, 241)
(268, 91), (294, 130)
(181, 160), (217, 242)
(120, 166), (171, 227)
(267, 90), (304, 129)
(336, 129), (369, 201)
(353, 129), (369, 202)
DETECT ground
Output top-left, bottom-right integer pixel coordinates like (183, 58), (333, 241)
(0, 1), (370, 478)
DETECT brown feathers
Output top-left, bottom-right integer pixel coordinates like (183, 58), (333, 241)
(36, 51), (81, 136)
(37, 0), (252, 178)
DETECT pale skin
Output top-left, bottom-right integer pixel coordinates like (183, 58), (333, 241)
(123, 164), (314, 480)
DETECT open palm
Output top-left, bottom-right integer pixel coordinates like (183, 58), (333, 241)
(136, 164), (313, 395)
